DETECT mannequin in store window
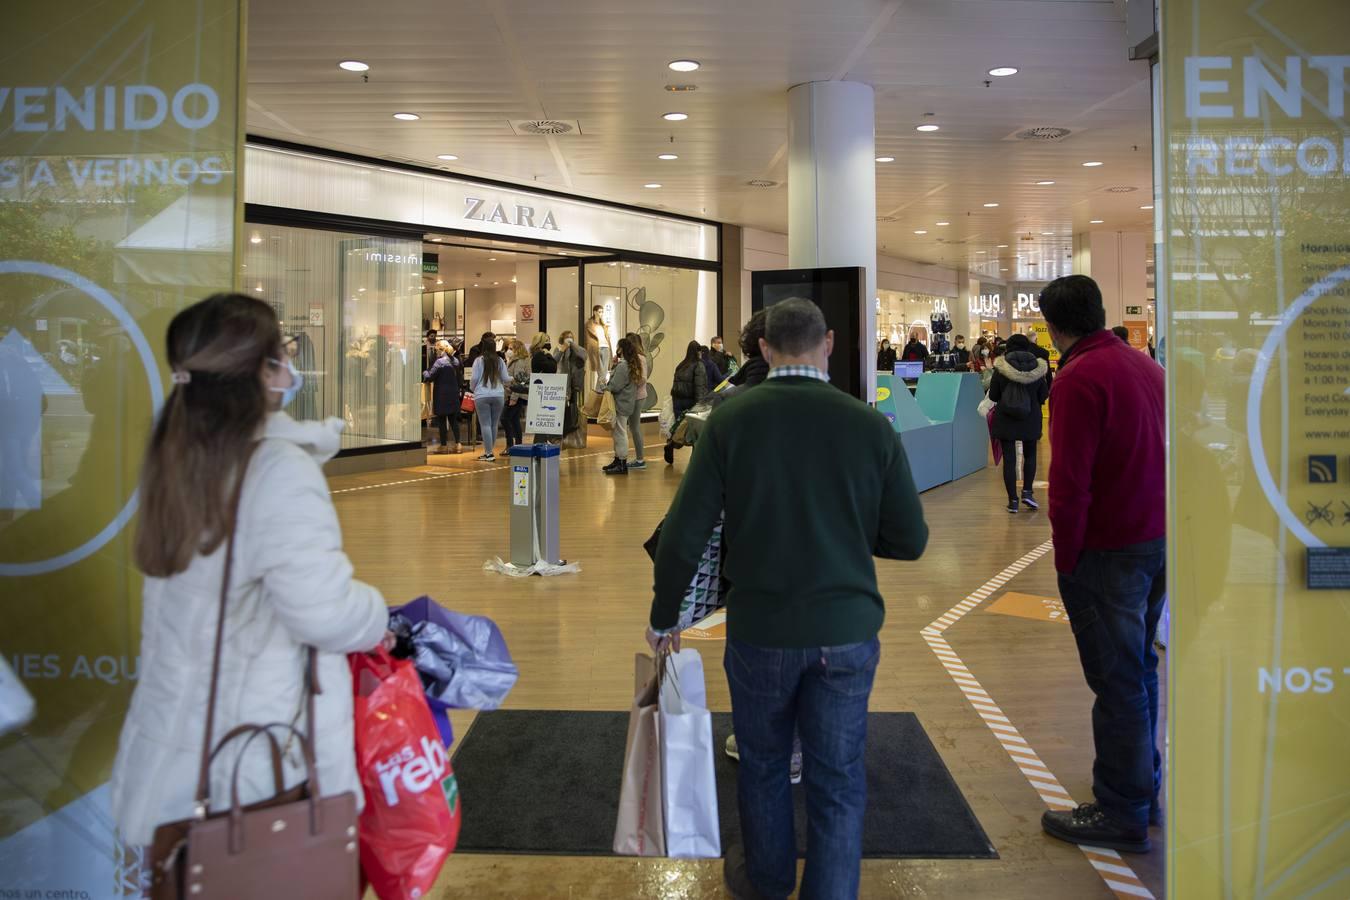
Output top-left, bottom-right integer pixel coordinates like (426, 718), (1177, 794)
(584, 305), (613, 414)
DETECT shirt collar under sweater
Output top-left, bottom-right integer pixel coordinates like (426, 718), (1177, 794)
(767, 364), (829, 382)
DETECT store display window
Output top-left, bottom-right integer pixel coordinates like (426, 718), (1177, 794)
(242, 223), (422, 450)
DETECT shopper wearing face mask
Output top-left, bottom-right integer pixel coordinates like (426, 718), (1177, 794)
(110, 294), (391, 863)
(708, 335), (736, 377)
(951, 334), (970, 369)
(554, 331), (587, 448)
(422, 339), (463, 454)
(503, 339), (530, 450)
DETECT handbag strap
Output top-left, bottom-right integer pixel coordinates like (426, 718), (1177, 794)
(193, 441), (261, 811)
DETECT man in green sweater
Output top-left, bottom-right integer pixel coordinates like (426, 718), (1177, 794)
(648, 298), (928, 900)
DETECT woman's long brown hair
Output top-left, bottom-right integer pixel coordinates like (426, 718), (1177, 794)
(135, 294), (281, 577)
(616, 337), (643, 385)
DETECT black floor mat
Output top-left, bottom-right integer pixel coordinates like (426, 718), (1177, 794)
(450, 709), (996, 859)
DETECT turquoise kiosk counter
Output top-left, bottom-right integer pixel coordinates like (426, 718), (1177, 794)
(875, 372), (987, 492)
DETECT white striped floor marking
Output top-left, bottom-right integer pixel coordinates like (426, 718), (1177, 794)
(923, 539), (1156, 900)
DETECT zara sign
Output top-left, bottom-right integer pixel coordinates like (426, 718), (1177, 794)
(463, 196), (559, 231)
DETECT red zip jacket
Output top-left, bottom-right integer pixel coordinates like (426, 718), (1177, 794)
(1047, 329), (1166, 574)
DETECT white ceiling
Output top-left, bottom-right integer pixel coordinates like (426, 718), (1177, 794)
(246, 0), (1155, 279)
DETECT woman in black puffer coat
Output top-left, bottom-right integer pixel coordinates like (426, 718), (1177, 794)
(987, 333), (1049, 513)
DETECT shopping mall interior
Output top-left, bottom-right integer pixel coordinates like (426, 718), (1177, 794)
(2, 0), (1346, 898)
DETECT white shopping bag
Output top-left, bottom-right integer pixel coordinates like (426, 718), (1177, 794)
(657, 649), (722, 859)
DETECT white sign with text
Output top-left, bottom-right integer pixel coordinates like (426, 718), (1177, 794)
(525, 373), (569, 435)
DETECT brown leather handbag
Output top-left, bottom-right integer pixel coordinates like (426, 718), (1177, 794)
(148, 445), (360, 899)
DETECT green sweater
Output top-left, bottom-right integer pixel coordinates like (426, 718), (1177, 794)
(651, 376), (928, 647)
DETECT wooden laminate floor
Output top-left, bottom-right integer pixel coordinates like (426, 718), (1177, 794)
(334, 425), (1167, 899)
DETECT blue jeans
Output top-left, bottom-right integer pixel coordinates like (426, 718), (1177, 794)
(1057, 539), (1166, 829)
(725, 637), (880, 900)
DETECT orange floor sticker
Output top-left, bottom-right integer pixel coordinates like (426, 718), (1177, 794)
(680, 610), (726, 641)
(984, 591), (1068, 624)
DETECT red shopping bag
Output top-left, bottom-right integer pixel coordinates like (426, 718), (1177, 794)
(351, 648), (461, 900)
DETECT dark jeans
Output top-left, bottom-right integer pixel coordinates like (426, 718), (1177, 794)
(434, 410), (461, 445)
(1058, 539), (1166, 829)
(725, 636), (880, 900)
(999, 439), (1037, 501)
(503, 400), (525, 447)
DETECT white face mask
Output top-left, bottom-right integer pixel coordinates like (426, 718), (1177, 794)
(268, 358), (303, 408)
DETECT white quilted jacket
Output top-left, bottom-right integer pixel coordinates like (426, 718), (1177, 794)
(110, 413), (387, 846)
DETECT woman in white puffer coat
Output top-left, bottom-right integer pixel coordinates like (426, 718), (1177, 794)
(110, 293), (389, 849)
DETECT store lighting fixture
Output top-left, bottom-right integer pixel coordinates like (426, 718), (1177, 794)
(915, 124), (940, 132)
(988, 66), (1019, 77)
(493, 281), (499, 285)
(1081, 160), (1103, 167)
(393, 112), (420, 121)
(668, 59), (701, 72)
(338, 60), (369, 72)
(473, 283), (479, 287)
(511, 277), (517, 283)
(358, 287), (366, 293)
(488, 257), (497, 261)
(914, 229), (928, 235)
(983, 202), (999, 207)
(644, 182), (662, 188)
(1140, 204), (1154, 210)
(1090, 219), (1104, 224)
(936, 221), (950, 226)
(430, 237), (441, 242)
(997, 244), (1009, 248)
(254, 285), (263, 293)
(1001, 268), (1010, 272)
(249, 234), (262, 244)
(436, 154), (458, 161)
(436, 280), (443, 285)
(1041, 231), (1056, 235)
(876, 156), (895, 163)
(662, 112), (688, 121)
(658, 153), (679, 160)
(1036, 180), (1055, 185)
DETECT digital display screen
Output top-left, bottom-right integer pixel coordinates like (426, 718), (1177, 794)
(751, 267), (864, 399)
(893, 361), (924, 380)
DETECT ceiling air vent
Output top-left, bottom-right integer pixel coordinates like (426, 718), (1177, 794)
(1006, 126), (1074, 142)
(746, 179), (778, 188)
(1103, 185), (1138, 193)
(665, 84), (698, 92)
(509, 119), (580, 136)
(876, 215), (897, 222)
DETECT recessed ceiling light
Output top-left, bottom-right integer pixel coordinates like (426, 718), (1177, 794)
(488, 257), (497, 261)
(876, 156), (895, 163)
(1041, 231), (1056, 235)
(997, 244), (1009, 248)
(662, 112), (688, 121)
(1035, 180), (1056, 185)
(915, 124), (940, 132)
(338, 60), (369, 72)
(936, 221), (950, 226)
(658, 153), (679, 160)
(914, 229), (927, 235)
(249, 234), (262, 244)
(393, 112), (420, 121)
(668, 59), (701, 72)
(436, 154), (458, 161)
(493, 281), (499, 285)
(644, 182), (662, 188)
(1140, 204), (1154, 210)
(988, 66), (1019, 77)
(1001, 268), (1010, 272)
(254, 285), (263, 293)
(473, 283), (479, 287)
(976, 250), (986, 254)
(1082, 160), (1103, 167)
(1090, 219), (1104, 224)
(436, 280), (443, 285)
(983, 202), (999, 207)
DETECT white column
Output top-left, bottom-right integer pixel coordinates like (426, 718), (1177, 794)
(1073, 230), (1149, 327)
(787, 80), (877, 400)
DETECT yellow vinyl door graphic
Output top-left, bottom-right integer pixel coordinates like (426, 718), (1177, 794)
(0, 1), (244, 893)
(1160, 1), (1350, 896)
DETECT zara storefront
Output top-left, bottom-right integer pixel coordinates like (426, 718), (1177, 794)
(242, 139), (722, 462)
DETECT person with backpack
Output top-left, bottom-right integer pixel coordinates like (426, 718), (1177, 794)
(987, 333), (1049, 513)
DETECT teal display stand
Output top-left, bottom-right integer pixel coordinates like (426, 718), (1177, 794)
(916, 373), (988, 481)
(876, 373), (986, 492)
(876, 375), (952, 492)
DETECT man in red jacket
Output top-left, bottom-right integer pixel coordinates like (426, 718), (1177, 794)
(1039, 275), (1166, 854)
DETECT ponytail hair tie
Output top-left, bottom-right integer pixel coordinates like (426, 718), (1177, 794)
(171, 369), (191, 385)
